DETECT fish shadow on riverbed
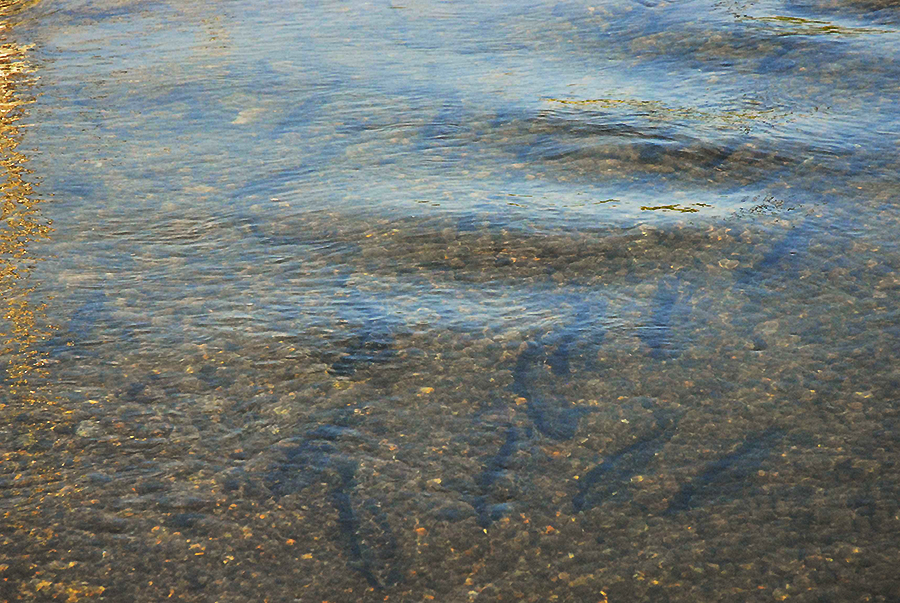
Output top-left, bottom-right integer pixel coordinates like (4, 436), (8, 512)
(488, 107), (802, 186)
(328, 324), (396, 378)
(327, 289), (400, 379)
(730, 221), (815, 347)
(449, 298), (607, 525)
(330, 459), (404, 589)
(511, 298), (608, 440)
(248, 424), (404, 589)
(636, 274), (694, 361)
(44, 289), (146, 361)
(573, 404), (682, 513)
(470, 425), (523, 527)
(42, 290), (108, 360)
(733, 221), (810, 302)
(664, 427), (784, 515)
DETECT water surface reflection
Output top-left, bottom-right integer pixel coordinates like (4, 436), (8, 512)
(3, 0), (900, 601)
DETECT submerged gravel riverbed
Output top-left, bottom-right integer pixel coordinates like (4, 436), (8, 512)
(3, 0), (900, 600)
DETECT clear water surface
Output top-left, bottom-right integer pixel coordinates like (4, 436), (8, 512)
(2, 0), (900, 600)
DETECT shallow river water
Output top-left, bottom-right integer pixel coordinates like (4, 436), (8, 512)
(2, 0), (900, 601)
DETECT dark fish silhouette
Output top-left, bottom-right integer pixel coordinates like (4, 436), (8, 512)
(731, 221), (813, 347)
(45, 288), (146, 361)
(330, 461), (403, 589)
(242, 210), (362, 254)
(328, 329), (395, 377)
(735, 222), (811, 293)
(270, 95), (327, 139)
(455, 200), (513, 234)
(328, 291), (397, 377)
(637, 275), (693, 360)
(510, 299), (607, 439)
(545, 299), (604, 376)
(472, 426), (521, 527)
(263, 428), (347, 498)
(62, 289), (110, 349)
(573, 408), (680, 512)
(512, 342), (589, 440)
(420, 100), (465, 144)
(664, 427), (784, 514)
(260, 424), (403, 589)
